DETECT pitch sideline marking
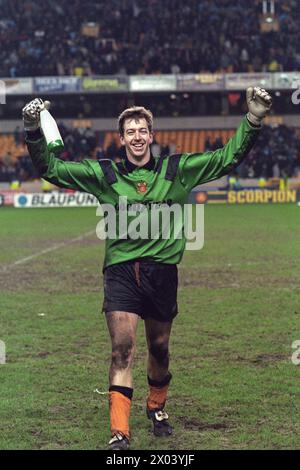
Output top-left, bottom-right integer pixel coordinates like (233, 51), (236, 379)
(0, 230), (95, 272)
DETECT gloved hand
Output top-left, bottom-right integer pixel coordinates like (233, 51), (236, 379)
(246, 87), (272, 126)
(22, 98), (51, 131)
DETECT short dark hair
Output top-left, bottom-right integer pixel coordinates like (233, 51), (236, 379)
(118, 106), (153, 136)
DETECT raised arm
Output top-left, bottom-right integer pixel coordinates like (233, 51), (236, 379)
(178, 87), (272, 191)
(23, 98), (103, 197)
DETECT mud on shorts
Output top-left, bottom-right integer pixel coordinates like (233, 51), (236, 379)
(102, 258), (178, 322)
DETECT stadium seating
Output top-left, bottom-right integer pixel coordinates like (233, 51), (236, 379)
(0, 135), (27, 160)
(0, 129), (236, 163)
(103, 130), (236, 154)
(0, 0), (299, 77)
(1, 124), (299, 182)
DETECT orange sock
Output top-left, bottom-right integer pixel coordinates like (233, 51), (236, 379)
(109, 389), (132, 439)
(146, 373), (172, 411)
(147, 384), (169, 411)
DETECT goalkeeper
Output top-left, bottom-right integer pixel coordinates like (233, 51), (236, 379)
(23, 87), (272, 450)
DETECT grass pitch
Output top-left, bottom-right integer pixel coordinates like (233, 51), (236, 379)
(0, 204), (300, 450)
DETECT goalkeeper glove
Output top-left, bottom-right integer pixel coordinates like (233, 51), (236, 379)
(22, 98), (51, 131)
(246, 86), (272, 126)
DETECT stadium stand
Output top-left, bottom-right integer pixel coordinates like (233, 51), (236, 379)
(0, 0), (299, 77)
(0, 1), (299, 184)
(1, 125), (300, 182)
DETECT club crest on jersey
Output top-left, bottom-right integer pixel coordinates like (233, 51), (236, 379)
(136, 181), (147, 193)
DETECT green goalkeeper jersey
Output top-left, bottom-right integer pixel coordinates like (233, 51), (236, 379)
(26, 117), (260, 268)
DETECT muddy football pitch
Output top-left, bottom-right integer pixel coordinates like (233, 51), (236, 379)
(1, 204), (299, 450)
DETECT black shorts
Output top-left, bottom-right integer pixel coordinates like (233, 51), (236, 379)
(102, 259), (178, 322)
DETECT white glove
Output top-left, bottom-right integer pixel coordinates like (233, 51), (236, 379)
(246, 87), (272, 126)
(22, 98), (51, 131)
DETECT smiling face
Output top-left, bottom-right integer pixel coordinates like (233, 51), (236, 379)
(120, 117), (153, 162)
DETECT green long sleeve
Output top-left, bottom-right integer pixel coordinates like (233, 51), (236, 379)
(179, 117), (261, 191)
(26, 136), (103, 197)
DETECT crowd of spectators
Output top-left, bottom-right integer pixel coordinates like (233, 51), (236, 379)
(0, 124), (99, 182)
(1, 123), (299, 183)
(0, 0), (299, 77)
(236, 124), (300, 179)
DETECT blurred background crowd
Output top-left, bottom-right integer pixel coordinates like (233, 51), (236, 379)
(0, 0), (299, 186)
(1, 123), (300, 183)
(0, 0), (299, 77)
